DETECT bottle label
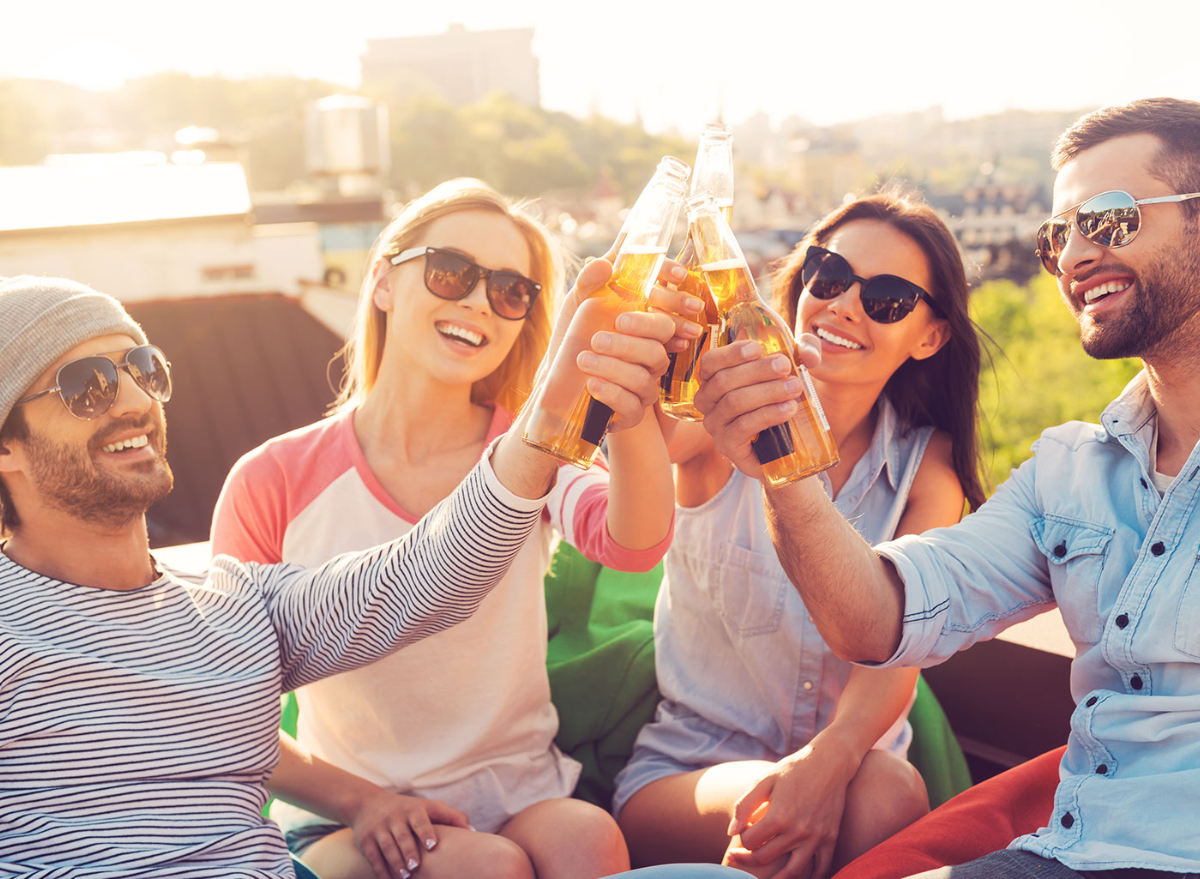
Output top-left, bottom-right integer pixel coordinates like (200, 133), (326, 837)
(753, 424), (795, 464)
(581, 397), (614, 447)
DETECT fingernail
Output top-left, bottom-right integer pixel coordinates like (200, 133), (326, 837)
(771, 355), (791, 374)
(592, 331), (612, 351)
(784, 377), (801, 394)
(727, 817), (738, 836)
(739, 341), (760, 357)
(586, 377), (604, 395)
(408, 858), (419, 870)
(426, 838), (437, 850)
(615, 312), (633, 331)
(579, 351), (598, 369)
(686, 296), (704, 312)
(400, 870), (411, 879)
(683, 322), (702, 338)
(671, 265), (687, 280)
(779, 400), (798, 415)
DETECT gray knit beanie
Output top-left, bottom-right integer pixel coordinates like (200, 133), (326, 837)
(0, 276), (148, 428)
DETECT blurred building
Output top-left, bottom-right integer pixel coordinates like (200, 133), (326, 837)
(0, 150), (348, 546)
(362, 24), (540, 107)
(930, 183), (1049, 282)
(0, 153), (323, 302)
(786, 131), (871, 214)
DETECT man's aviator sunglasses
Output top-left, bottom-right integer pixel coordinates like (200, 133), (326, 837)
(390, 246), (542, 321)
(1036, 189), (1200, 277)
(798, 246), (945, 324)
(16, 345), (172, 421)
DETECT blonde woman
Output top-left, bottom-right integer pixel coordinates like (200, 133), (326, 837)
(212, 179), (689, 879)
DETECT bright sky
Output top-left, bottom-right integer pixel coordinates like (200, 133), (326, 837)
(6, 0), (1199, 131)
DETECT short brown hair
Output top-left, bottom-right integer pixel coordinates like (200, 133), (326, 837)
(0, 406), (29, 534)
(1053, 97), (1200, 221)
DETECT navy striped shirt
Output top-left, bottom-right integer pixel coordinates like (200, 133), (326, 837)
(0, 456), (545, 878)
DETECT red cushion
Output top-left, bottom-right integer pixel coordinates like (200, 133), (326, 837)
(832, 746), (1066, 879)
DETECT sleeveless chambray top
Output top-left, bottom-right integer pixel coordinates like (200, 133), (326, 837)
(613, 397), (934, 814)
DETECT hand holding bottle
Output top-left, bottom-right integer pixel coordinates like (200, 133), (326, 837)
(693, 335), (823, 483)
(552, 256), (704, 435)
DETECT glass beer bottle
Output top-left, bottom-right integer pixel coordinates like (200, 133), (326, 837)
(687, 195), (839, 487)
(523, 156), (691, 469)
(659, 124), (733, 421)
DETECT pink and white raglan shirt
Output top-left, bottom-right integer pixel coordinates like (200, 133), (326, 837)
(210, 406), (670, 834)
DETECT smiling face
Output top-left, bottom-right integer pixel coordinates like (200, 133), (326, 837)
(374, 210), (533, 391)
(3, 333), (173, 529)
(796, 219), (948, 392)
(1051, 133), (1200, 362)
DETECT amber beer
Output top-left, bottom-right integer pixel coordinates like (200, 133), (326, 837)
(689, 199), (839, 487)
(523, 157), (690, 468)
(660, 125), (734, 421)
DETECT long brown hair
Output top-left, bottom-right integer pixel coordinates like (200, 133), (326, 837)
(332, 178), (561, 416)
(774, 189), (987, 510)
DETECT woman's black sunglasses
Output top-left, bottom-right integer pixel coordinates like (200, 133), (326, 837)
(798, 246), (944, 324)
(390, 246), (542, 321)
(16, 345), (172, 421)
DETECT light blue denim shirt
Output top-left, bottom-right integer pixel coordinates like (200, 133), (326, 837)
(877, 372), (1200, 872)
(613, 398), (930, 815)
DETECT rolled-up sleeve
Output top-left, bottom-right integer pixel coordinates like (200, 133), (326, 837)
(871, 448), (1057, 668)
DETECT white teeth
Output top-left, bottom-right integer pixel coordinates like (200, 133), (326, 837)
(815, 327), (864, 350)
(436, 322), (485, 347)
(1083, 280), (1132, 304)
(102, 435), (149, 453)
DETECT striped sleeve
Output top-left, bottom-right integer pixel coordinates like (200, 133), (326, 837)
(233, 445), (547, 693)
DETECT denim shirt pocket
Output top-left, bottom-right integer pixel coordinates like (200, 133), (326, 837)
(1031, 514), (1114, 645)
(1173, 549), (1200, 659)
(713, 542), (790, 637)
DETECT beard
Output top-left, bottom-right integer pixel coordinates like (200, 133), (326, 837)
(22, 412), (174, 529)
(1078, 230), (1200, 361)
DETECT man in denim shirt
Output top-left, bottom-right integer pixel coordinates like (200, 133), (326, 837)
(694, 97), (1200, 878)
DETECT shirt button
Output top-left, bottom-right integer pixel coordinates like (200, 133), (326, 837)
(1054, 542), (1067, 558)
(1061, 812), (1074, 829)
(1116, 614), (1129, 628)
(1151, 542), (1165, 556)
(1086, 696), (1098, 707)
(803, 681), (813, 691)
(1096, 764), (1108, 775)
(1131, 674), (1144, 690)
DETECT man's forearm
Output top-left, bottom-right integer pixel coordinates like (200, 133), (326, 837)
(763, 478), (905, 663)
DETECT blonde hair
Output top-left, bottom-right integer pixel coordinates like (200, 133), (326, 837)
(332, 179), (560, 416)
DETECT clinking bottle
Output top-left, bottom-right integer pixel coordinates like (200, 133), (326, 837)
(522, 156), (691, 469)
(659, 124), (733, 421)
(686, 194), (839, 487)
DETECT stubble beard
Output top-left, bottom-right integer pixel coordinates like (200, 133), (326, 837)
(23, 415), (174, 529)
(1079, 232), (1200, 361)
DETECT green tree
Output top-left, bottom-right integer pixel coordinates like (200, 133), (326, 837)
(972, 274), (1141, 490)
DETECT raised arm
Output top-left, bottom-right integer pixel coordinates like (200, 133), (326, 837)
(694, 339), (906, 662)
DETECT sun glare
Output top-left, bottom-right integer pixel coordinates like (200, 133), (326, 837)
(33, 42), (141, 91)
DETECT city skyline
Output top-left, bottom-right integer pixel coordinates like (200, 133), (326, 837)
(6, 0), (1199, 133)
